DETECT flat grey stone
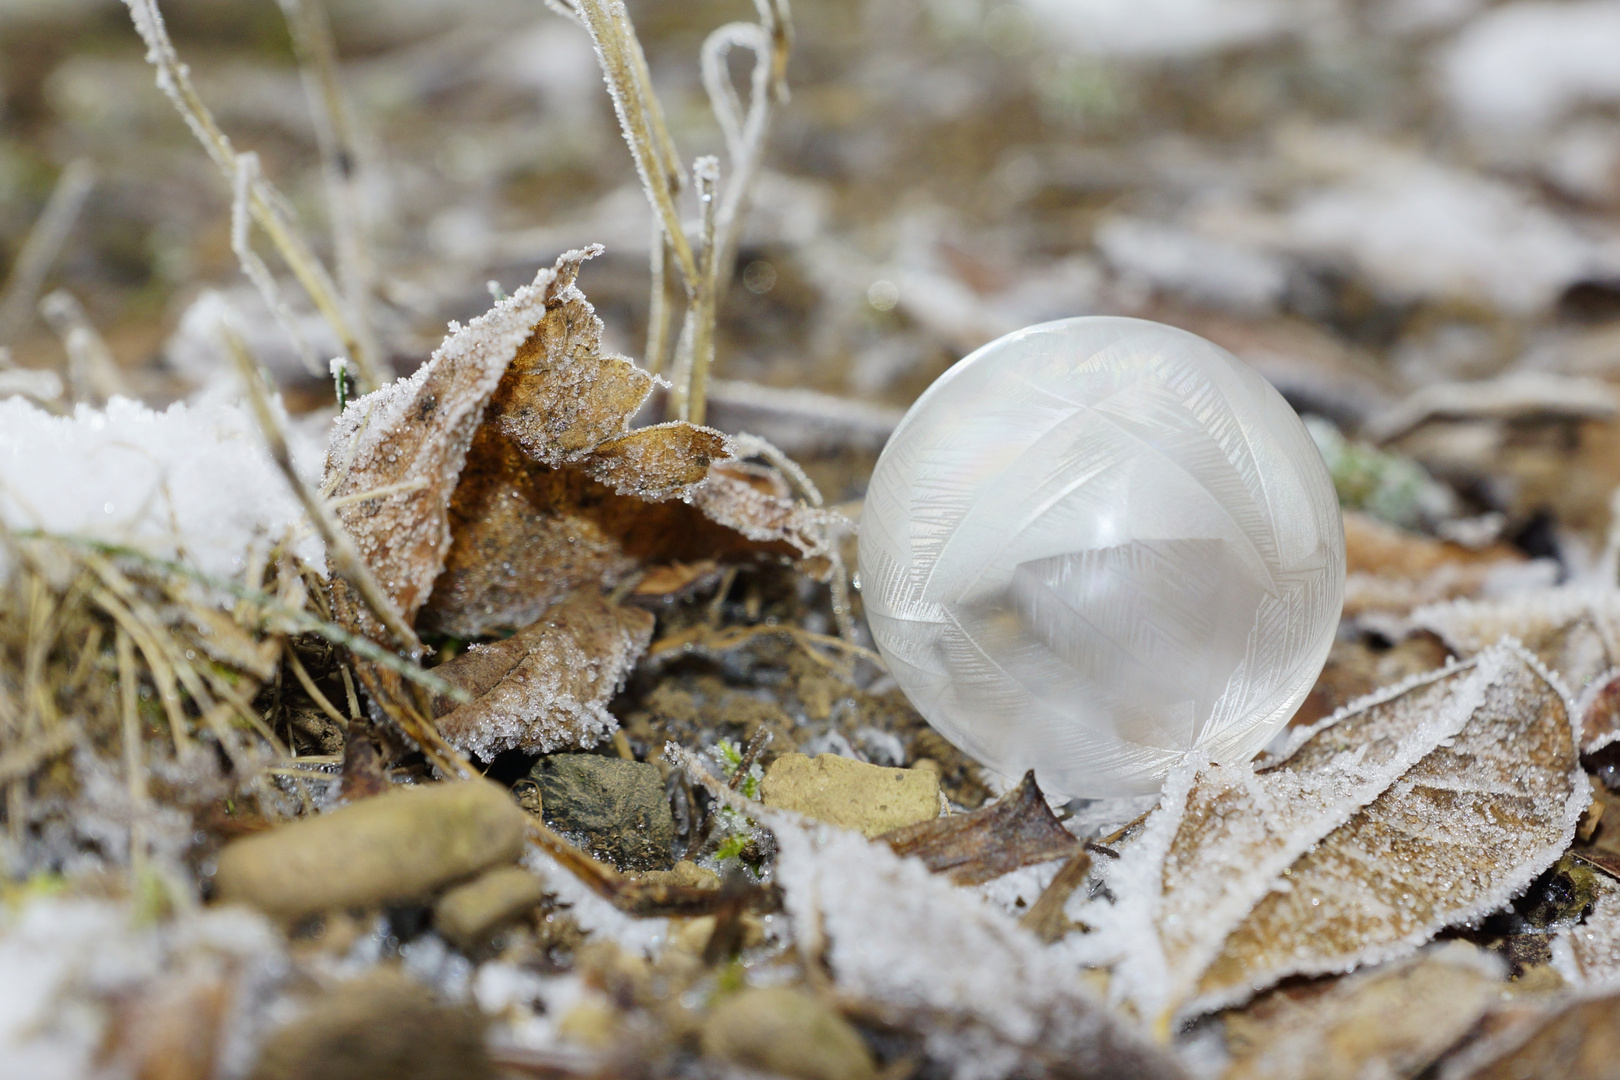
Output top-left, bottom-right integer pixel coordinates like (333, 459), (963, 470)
(532, 753), (675, 871)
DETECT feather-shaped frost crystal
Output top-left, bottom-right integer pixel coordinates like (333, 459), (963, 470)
(858, 317), (1346, 797)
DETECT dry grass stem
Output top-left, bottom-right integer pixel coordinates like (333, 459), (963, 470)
(702, 2), (791, 298)
(645, 221), (671, 374)
(0, 159), (94, 345)
(121, 0), (382, 390)
(284, 643), (348, 730)
(219, 321), (423, 657)
(572, 0), (696, 285)
(39, 290), (125, 404)
(275, 0), (383, 384)
(232, 154), (320, 377)
(669, 157), (721, 423)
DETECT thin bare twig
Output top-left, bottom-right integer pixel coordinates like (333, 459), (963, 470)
(217, 322), (423, 657)
(645, 221), (671, 374)
(232, 154), (320, 377)
(285, 642), (349, 730)
(121, 0), (383, 390)
(0, 159), (94, 344)
(39, 290), (126, 405)
(275, 0), (383, 383)
(571, 0), (696, 286)
(668, 156), (721, 423)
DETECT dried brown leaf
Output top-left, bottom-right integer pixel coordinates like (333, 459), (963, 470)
(1413, 588), (1620, 749)
(322, 254), (577, 644)
(417, 427), (800, 637)
(322, 247), (841, 762)
(633, 560), (720, 598)
(430, 591), (654, 760)
(1342, 512), (1531, 619)
(326, 246), (835, 642)
(1220, 943), (1504, 1080)
(1443, 991), (1620, 1080)
(879, 770), (1078, 886)
(1090, 640), (1584, 1023)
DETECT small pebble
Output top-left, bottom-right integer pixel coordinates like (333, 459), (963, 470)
(433, 865), (548, 950)
(760, 752), (940, 838)
(700, 986), (877, 1080)
(213, 780), (528, 922)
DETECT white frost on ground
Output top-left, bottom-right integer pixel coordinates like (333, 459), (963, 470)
(769, 815), (1183, 1080)
(0, 395), (323, 581)
(520, 847), (671, 958)
(1439, 1), (1620, 132)
(1094, 216), (1290, 315)
(1284, 156), (1618, 313)
(1018, 0), (1299, 58)
(0, 896), (284, 1080)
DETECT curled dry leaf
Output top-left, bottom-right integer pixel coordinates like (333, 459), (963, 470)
(1088, 640), (1584, 1024)
(326, 246), (835, 641)
(879, 770), (1078, 886)
(412, 250), (833, 638)
(428, 591), (655, 760)
(1220, 943), (1505, 1080)
(322, 246), (839, 751)
(1413, 588), (1620, 751)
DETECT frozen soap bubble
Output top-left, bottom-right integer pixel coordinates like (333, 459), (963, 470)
(858, 317), (1345, 797)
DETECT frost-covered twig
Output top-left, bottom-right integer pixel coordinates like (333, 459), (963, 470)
(668, 157), (722, 423)
(0, 159), (94, 345)
(644, 220), (671, 374)
(121, 0), (383, 391)
(38, 290), (125, 404)
(232, 154), (320, 377)
(275, 0), (383, 384)
(572, 0), (696, 286)
(218, 323), (422, 658)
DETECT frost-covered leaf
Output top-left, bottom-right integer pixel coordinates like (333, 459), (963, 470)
(1221, 943), (1504, 1080)
(326, 245), (837, 643)
(429, 591), (654, 760)
(880, 770), (1078, 886)
(769, 816), (1187, 1080)
(1438, 991), (1620, 1080)
(1414, 588), (1620, 697)
(417, 428), (824, 638)
(323, 252), (596, 643)
(1554, 871), (1620, 987)
(1089, 640), (1583, 1023)
(1341, 512), (1538, 619)
(1413, 588), (1620, 750)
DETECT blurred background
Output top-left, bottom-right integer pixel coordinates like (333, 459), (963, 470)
(3, 0), (1620, 560)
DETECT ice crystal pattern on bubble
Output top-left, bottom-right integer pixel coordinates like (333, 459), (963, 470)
(859, 317), (1346, 797)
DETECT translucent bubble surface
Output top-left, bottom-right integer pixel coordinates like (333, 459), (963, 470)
(858, 317), (1346, 797)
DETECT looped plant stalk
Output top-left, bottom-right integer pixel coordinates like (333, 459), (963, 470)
(564, 0), (793, 426)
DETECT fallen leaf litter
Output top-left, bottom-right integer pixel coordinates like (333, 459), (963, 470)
(8, 0), (1620, 1076)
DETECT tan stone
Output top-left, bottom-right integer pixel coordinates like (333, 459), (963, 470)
(700, 986), (876, 1080)
(213, 780), (528, 923)
(434, 865), (548, 949)
(760, 753), (939, 838)
(635, 859), (721, 890)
